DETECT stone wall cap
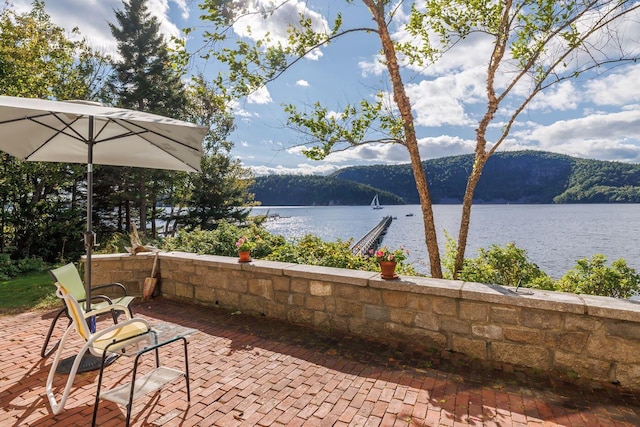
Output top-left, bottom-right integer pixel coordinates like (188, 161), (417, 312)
(283, 264), (374, 286)
(371, 276), (462, 297)
(581, 294), (640, 321)
(461, 283), (585, 313)
(239, 259), (298, 274)
(160, 252), (244, 269)
(85, 253), (132, 260)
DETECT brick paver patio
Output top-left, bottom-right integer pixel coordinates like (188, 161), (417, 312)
(1, 298), (639, 426)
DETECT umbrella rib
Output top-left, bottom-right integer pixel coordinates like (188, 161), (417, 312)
(22, 114), (87, 159)
(108, 118), (203, 154)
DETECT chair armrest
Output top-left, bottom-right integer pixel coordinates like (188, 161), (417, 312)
(92, 282), (128, 296)
(83, 304), (133, 319)
(88, 295), (115, 305)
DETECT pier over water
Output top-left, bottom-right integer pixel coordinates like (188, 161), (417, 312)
(351, 216), (393, 256)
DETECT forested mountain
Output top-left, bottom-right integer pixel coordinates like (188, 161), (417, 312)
(250, 151), (640, 205)
(250, 175), (404, 206)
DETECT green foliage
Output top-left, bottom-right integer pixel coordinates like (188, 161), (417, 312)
(0, 254), (48, 281)
(0, 0), (108, 99)
(162, 221), (284, 259)
(445, 238), (639, 298)
(251, 150), (640, 206)
(372, 246), (408, 263)
(179, 77), (254, 230)
(0, 2), (107, 262)
(161, 224), (417, 275)
(444, 237), (553, 289)
(0, 254), (18, 280)
(266, 234), (367, 270)
(235, 235), (258, 252)
(285, 97), (405, 160)
(557, 255), (640, 299)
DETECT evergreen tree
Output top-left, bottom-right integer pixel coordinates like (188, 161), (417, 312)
(107, 0), (188, 236)
(178, 77), (254, 230)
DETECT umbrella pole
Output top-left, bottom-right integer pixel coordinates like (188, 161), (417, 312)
(84, 116), (95, 314)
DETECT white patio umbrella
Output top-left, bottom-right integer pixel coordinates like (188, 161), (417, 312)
(0, 95), (207, 312)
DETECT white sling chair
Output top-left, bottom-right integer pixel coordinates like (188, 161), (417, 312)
(46, 282), (150, 415)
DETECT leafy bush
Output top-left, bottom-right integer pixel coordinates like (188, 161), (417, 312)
(265, 235), (366, 268)
(556, 254), (640, 298)
(0, 254), (48, 281)
(162, 221), (285, 259)
(444, 236), (553, 289)
(265, 234), (417, 275)
(0, 254), (19, 281)
(161, 224), (418, 275)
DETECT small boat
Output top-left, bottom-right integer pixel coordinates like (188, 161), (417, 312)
(405, 213), (414, 217)
(370, 194), (383, 210)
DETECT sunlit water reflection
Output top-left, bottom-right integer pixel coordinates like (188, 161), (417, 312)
(251, 204), (640, 278)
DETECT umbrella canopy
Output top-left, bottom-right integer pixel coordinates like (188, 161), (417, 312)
(0, 96), (205, 171)
(0, 95), (208, 311)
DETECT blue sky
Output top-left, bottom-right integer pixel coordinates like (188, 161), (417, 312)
(13, 0), (640, 176)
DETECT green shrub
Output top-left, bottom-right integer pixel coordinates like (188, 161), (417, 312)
(557, 254), (640, 298)
(0, 254), (18, 281)
(444, 236), (552, 289)
(265, 235), (366, 268)
(0, 254), (47, 280)
(161, 224), (418, 275)
(161, 221), (285, 259)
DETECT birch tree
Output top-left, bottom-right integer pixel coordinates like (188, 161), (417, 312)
(197, 0), (640, 278)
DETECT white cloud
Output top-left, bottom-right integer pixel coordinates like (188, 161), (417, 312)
(527, 81), (581, 112)
(228, 99), (257, 118)
(585, 64), (640, 106)
(296, 80), (310, 87)
(251, 163), (341, 176)
(417, 135), (476, 159)
(518, 109), (640, 161)
(358, 56), (386, 77)
(406, 67), (485, 127)
(232, 0), (329, 61)
(247, 86), (273, 104)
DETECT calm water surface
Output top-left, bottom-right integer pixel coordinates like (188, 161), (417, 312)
(250, 204), (640, 278)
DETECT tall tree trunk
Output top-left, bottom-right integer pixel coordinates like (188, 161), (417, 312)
(364, 0), (442, 277)
(150, 180), (157, 238)
(125, 200), (131, 233)
(117, 203), (123, 232)
(454, 154), (487, 278)
(138, 173), (147, 232)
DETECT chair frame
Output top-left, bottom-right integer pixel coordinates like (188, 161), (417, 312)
(45, 282), (150, 415)
(41, 263), (135, 358)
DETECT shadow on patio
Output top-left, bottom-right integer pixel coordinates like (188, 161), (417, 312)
(1, 298), (639, 426)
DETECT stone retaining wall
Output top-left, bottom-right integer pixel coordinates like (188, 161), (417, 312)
(90, 251), (640, 390)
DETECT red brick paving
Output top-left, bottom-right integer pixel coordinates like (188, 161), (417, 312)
(1, 298), (639, 426)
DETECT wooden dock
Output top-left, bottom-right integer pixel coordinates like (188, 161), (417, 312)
(351, 216), (393, 256)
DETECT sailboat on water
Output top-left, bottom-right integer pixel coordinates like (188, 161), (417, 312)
(370, 194), (383, 210)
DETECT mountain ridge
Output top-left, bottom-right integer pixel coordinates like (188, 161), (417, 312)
(249, 151), (640, 205)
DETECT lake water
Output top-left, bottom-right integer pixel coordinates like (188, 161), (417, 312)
(250, 204), (640, 278)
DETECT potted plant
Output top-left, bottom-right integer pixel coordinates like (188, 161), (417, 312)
(236, 235), (257, 262)
(371, 246), (408, 279)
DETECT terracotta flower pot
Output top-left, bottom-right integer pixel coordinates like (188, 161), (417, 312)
(238, 250), (252, 262)
(379, 261), (398, 279)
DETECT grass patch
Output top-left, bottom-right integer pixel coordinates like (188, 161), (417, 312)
(0, 271), (58, 315)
